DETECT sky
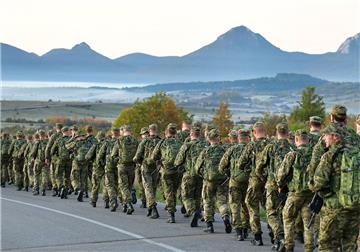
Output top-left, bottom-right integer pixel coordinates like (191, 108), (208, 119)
(1, 0), (359, 59)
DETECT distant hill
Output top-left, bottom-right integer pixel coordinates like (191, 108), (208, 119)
(1, 25), (359, 82)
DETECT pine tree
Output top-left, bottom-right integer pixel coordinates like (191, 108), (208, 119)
(212, 101), (234, 137)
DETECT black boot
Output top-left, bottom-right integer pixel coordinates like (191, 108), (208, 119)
(67, 188), (73, 195)
(190, 210), (200, 227)
(223, 215), (232, 234)
(52, 188), (58, 197)
(104, 200), (110, 209)
(150, 205), (159, 219)
(147, 206), (153, 217)
(236, 228), (244, 241)
(122, 204), (128, 213)
(275, 234), (285, 252)
(243, 228), (248, 239)
(60, 187), (65, 199)
(251, 233), (264, 246)
(90, 201), (96, 207)
(17, 186), (22, 191)
(269, 227), (275, 244)
(167, 212), (175, 223)
(85, 191), (89, 198)
(33, 187), (40, 196)
(23, 186), (29, 192)
(77, 190), (84, 202)
(110, 200), (118, 212)
(127, 203), (134, 215)
(131, 189), (137, 204)
(203, 221), (214, 233)
(41, 189), (46, 196)
(180, 204), (186, 214)
(140, 199), (147, 208)
(74, 188), (79, 195)
(1, 183), (5, 188)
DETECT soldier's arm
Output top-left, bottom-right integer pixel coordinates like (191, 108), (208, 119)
(277, 151), (296, 188)
(85, 144), (97, 161)
(8, 141), (15, 156)
(151, 139), (163, 161)
(174, 143), (189, 167)
(110, 140), (119, 158)
(45, 134), (56, 160)
(312, 152), (333, 192)
(255, 144), (272, 180)
(194, 150), (206, 177)
(236, 143), (253, 170)
(306, 138), (326, 178)
(219, 147), (232, 176)
(133, 140), (145, 164)
(50, 139), (59, 156)
(30, 142), (39, 159)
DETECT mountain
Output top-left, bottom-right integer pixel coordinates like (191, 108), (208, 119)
(1, 26), (359, 82)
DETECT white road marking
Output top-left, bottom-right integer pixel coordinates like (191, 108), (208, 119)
(1, 197), (186, 252)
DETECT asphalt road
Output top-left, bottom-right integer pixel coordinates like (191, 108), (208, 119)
(1, 186), (305, 252)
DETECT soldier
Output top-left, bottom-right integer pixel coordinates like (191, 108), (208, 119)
(277, 129), (314, 252)
(195, 128), (231, 234)
(225, 130), (239, 149)
(86, 131), (109, 207)
(312, 125), (360, 251)
(51, 126), (72, 199)
(66, 127), (92, 202)
(219, 129), (251, 241)
(1, 132), (12, 187)
(111, 125), (138, 215)
(136, 127), (149, 208)
(104, 128), (121, 211)
(23, 134), (34, 191)
(256, 122), (293, 250)
(174, 125), (207, 227)
(31, 130), (49, 196)
(83, 125), (98, 198)
(237, 122), (271, 245)
(8, 131), (27, 191)
(308, 116), (322, 147)
(151, 123), (182, 223)
(45, 123), (63, 196)
(133, 124), (162, 219)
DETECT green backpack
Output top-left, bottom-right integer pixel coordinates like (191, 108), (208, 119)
(338, 146), (360, 208)
(204, 145), (227, 182)
(119, 135), (138, 164)
(230, 144), (250, 183)
(58, 137), (71, 161)
(161, 138), (182, 174)
(76, 140), (92, 162)
(288, 147), (312, 192)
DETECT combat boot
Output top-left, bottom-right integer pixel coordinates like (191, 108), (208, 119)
(236, 228), (244, 241)
(8, 180), (13, 185)
(104, 200), (110, 209)
(90, 201), (96, 207)
(223, 215), (232, 234)
(243, 228), (248, 239)
(140, 199), (147, 208)
(275, 234), (285, 252)
(167, 212), (175, 223)
(203, 221), (214, 233)
(67, 188), (73, 195)
(77, 190), (84, 202)
(131, 189), (137, 204)
(52, 188), (58, 197)
(251, 234), (264, 246)
(23, 186), (29, 192)
(147, 206), (153, 217)
(85, 191), (89, 198)
(1, 183), (5, 188)
(127, 203), (134, 215)
(122, 204), (128, 213)
(110, 200), (118, 212)
(74, 188), (79, 195)
(17, 186), (22, 191)
(33, 187), (40, 196)
(180, 204), (186, 214)
(41, 189), (46, 196)
(150, 205), (159, 219)
(190, 210), (200, 227)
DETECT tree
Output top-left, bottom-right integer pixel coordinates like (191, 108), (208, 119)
(289, 86), (325, 123)
(212, 101), (234, 137)
(113, 93), (190, 136)
(262, 112), (287, 136)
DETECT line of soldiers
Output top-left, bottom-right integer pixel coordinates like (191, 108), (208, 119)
(1, 105), (359, 252)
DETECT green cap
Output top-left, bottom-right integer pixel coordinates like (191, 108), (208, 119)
(238, 129), (250, 137)
(16, 131), (24, 137)
(140, 127), (149, 135)
(167, 123), (177, 130)
(61, 126), (69, 133)
(149, 124), (158, 131)
(228, 130), (238, 138)
(253, 121), (265, 130)
(123, 125), (132, 131)
(55, 123), (63, 129)
(96, 131), (106, 140)
(321, 125), (339, 136)
(331, 105), (347, 119)
(356, 114), (360, 125)
(295, 129), (308, 137)
(309, 116), (322, 124)
(276, 122), (289, 134)
(111, 127), (120, 133)
(208, 128), (220, 138)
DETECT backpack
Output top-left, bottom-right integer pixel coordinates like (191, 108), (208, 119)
(76, 139), (92, 162)
(338, 146), (360, 208)
(161, 138), (182, 173)
(58, 137), (71, 161)
(231, 144), (250, 183)
(119, 135), (138, 164)
(204, 145), (227, 182)
(37, 140), (48, 162)
(288, 146), (312, 192)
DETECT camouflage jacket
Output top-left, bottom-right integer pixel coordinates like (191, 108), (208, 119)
(111, 135), (138, 165)
(23, 141), (34, 162)
(65, 136), (93, 162)
(256, 138), (293, 191)
(51, 135), (71, 161)
(8, 139), (27, 160)
(133, 135), (162, 170)
(103, 137), (119, 171)
(31, 139), (49, 163)
(177, 130), (190, 143)
(86, 138), (108, 168)
(174, 138), (207, 176)
(1, 138), (12, 161)
(45, 131), (62, 160)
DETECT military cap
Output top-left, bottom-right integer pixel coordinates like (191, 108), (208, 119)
(295, 129), (308, 137)
(309, 116), (322, 124)
(16, 131), (24, 137)
(71, 125), (78, 131)
(167, 123), (177, 130)
(85, 125), (93, 132)
(238, 129), (250, 137)
(208, 128), (220, 138)
(331, 105), (347, 118)
(356, 114), (360, 125)
(140, 127), (149, 135)
(61, 126), (69, 132)
(276, 122), (289, 134)
(96, 131), (106, 140)
(321, 125), (340, 136)
(111, 127), (120, 133)
(204, 124), (215, 132)
(228, 130), (238, 138)
(253, 121), (265, 129)
(191, 127), (201, 133)
(123, 125), (132, 131)
(149, 124), (158, 131)
(55, 123), (63, 129)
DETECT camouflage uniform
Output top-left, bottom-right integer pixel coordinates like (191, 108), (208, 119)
(31, 135), (49, 194)
(177, 129), (190, 213)
(277, 130), (314, 252)
(219, 131), (250, 237)
(135, 127), (149, 207)
(313, 134), (360, 252)
(1, 134), (12, 186)
(22, 138), (34, 190)
(151, 124), (182, 220)
(45, 126), (63, 192)
(83, 132), (98, 194)
(8, 133), (27, 190)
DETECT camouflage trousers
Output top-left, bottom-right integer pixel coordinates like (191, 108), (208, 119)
(245, 176), (266, 235)
(161, 171), (180, 214)
(117, 163), (135, 204)
(283, 192), (314, 252)
(135, 164), (145, 201)
(202, 180), (230, 223)
(177, 169), (183, 205)
(229, 179), (250, 229)
(141, 165), (159, 208)
(71, 160), (87, 192)
(55, 159), (72, 190)
(23, 159), (34, 188)
(91, 164), (109, 203)
(50, 158), (58, 189)
(318, 206), (360, 252)
(33, 161), (49, 190)
(266, 189), (284, 240)
(1, 158), (10, 184)
(105, 160), (119, 209)
(7, 158), (14, 183)
(12, 158), (24, 188)
(181, 172), (203, 216)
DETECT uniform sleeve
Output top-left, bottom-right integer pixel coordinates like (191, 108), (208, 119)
(277, 151), (296, 188)
(255, 144), (272, 181)
(174, 143), (189, 167)
(151, 139), (163, 162)
(306, 138), (326, 178)
(194, 150), (206, 177)
(219, 147), (232, 175)
(110, 140), (119, 158)
(237, 143), (253, 170)
(312, 152), (333, 192)
(8, 141), (15, 156)
(50, 139), (59, 156)
(85, 144), (97, 161)
(45, 134), (57, 160)
(30, 142), (39, 159)
(133, 140), (145, 164)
